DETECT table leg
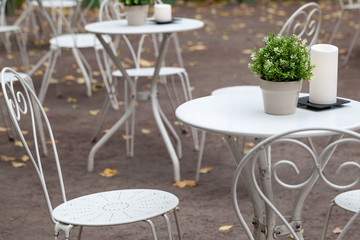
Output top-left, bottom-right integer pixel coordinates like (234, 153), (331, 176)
(150, 33), (180, 182)
(88, 34), (136, 172)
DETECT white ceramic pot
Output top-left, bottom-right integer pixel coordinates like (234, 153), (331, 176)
(259, 79), (302, 115)
(125, 5), (149, 26)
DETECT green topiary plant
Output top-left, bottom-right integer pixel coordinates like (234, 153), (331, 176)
(120, 0), (153, 6)
(249, 33), (315, 82)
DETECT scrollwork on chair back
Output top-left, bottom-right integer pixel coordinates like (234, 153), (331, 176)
(231, 127), (360, 240)
(279, 2), (322, 47)
(1, 67), (67, 224)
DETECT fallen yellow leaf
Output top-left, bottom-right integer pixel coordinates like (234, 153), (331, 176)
(173, 180), (197, 188)
(21, 155), (30, 162)
(76, 78), (86, 85)
(140, 59), (155, 67)
(219, 225), (234, 231)
(14, 141), (23, 147)
(188, 44), (207, 51)
(100, 168), (118, 177)
(245, 142), (255, 147)
(1, 155), (15, 162)
(45, 140), (59, 145)
(0, 127), (9, 132)
(289, 229), (304, 238)
(242, 49), (253, 54)
(141, 128), (151, 134)
(67, 97), (77, 103)
(122, 135), (132, 140)
(199, 167), (213, 174)
(333, 227), (342, 234)
(12, 161), (25, 168)
(89, 109), (100, 116)
(64, 75), (76, 81)
(222, 35), (229, 41)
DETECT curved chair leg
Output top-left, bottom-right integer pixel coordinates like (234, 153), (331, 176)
(158, 101), (182, 159)
(329, 10), (344, 44)
(77, 226), (83, 240)
(15, 30), (30, 73)
(195, 130), (207, 182)
(145, 219), (159, 240)
(343, 25), (360, 65)
(38, 48), (60, 103)
(163, 213), (174, 240)
(91, 97), (111, 142)
(320, 200), (335, 240)
(337, 210), (360, 240)
(72, 48), (92, 97)
(173, 208), (182, 240)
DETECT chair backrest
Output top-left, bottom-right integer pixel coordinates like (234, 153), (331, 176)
(231, 127), (360, 239)
(279, 2), (321, 47)
(1, 67), (66, 224)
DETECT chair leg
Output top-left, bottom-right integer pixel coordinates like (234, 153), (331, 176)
(329, 10), (344, 44)
(343, 24), (360, 65)
(71, 48), (92, 97)
(173, 208), (182, 240)
(163, 213), (174, 240)
(320, 200), (335, 240)
(145, 219), (159, 240)
(77, 226), (83, 240)
(337, 210), (360, 240)
(196, 131), (207, 182)
(14, 30), (30, 73)
(39, 48), (60, 103)
(91, 96), (111, 142)
(0, 95), (14, 141)
(158, 101), (182, 159)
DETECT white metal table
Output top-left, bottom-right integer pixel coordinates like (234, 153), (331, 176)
(176, 86), (360, 239)
(85, 18), (204, 182)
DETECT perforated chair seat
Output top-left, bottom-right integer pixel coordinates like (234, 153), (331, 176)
(334, 189), (360, 213)
(53, 189), (179, 226)
(112, 67), (186, 78)
(50, 33), (111, 49)
(0, 25), (20, 33)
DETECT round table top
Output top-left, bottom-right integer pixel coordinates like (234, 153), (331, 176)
(85, 18), (204, 35)
(176, 86), (360, 138)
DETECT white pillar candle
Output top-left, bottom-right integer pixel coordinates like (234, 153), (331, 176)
(154, 4), (172, 23)
(309, 44), (338, 104)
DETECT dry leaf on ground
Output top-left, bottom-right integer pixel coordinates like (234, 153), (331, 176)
(173, 180), (197, 188)
(12, 161), (25, 168)
(100, 168), (118, 177)
(21, 155), (30, 162)
(219, 225), (234, 231)
(199, 167), (213, 174)
(333, 227), (342, 234)
(89, 109), (100, 116)
(1, 155), (15, 162)
(14, 141), (23, 147)
(141, 128), (151, 134)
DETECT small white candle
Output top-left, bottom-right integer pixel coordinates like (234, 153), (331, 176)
(309, 44), (338, 104)
(154, 4), (172, 23)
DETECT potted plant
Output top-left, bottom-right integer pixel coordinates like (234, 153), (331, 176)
(249, 33), (315, 115)
(120, 0), (153, 26)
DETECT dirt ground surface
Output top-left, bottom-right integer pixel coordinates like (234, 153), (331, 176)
(2, 0), (360, 239)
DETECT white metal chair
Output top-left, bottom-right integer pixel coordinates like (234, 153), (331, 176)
(92, 0), (198, 158)
(28, 1), (112, 103)
(195, 2), (322, 182)
(329, 0), (360, 64)
(231, 127), (360, 240)
(0, 0), (30, 73)
(1, 67), (182, 240)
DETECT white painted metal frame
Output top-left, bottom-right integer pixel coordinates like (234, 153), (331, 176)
(91, 0), (198, 158)
(195, 2), (322, 182)
(329, 0), (360, 65)
(1, 67), (182, 240)
(27, 3), (113, 103)
(231, 127), (360, 240)
(0, 0), (30, 73)
(85, 18), (204, 182)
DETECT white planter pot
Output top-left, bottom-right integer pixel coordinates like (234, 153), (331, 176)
(259, 79), (302, 115)
(125, 5), (149, 26)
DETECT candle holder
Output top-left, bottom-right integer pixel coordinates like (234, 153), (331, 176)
(154, 4), (172, 23)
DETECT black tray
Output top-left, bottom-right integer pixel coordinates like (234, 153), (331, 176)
(148, 18), (181, 24)
(298, 96), (350, 109)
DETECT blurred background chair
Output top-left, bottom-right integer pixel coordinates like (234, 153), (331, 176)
(329, 0), (360, 65)
(195, 2), (322, 182)
(231, 127), (360, 240)
(0, 0), (30, 72)
(28, 2), (112, 103)
(1, 67), (182, 240)
(92, 0), (198, 158)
